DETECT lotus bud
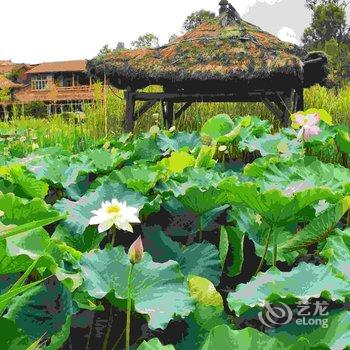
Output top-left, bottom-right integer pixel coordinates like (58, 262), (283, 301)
(149, 125), (160, 136)
(128, 236), (144, 264)
(169, 126), (176, 132)
(218, 145), (227, 152)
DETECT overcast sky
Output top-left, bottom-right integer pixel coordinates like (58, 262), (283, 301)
(1, 0), (349, 63)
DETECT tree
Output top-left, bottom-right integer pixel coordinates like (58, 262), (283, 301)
(0, 87), (11, 119)
(168, 34), (178, 44)
(131, 33), (159, 49)
(302, 1), (349, 48)
(97, 44), (112, 57)
(182, 10), (216, 32)
(305, 0), (348, 10)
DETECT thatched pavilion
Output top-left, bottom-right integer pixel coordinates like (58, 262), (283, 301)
(88, 0), (328, 131)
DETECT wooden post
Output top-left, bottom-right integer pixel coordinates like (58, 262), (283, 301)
(163, 101), (174, 127)
(124, 87), (135, 132)
(295, 87), (304, 112)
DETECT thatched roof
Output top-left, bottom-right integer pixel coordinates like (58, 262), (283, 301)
(88, 1), (328, 91)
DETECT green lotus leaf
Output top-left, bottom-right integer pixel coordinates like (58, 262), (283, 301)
(230, 207), (302, 265)
(202, 325), (283, 350)
(131, 135), (162, 162)
(245, 156), (350, 196)
(188, 276), (223, 308)
(159, 151), (195, 175)
(107, 164), (163, 195)
(161, 197), (227, 237)
(220, 226), (246, 276)
(268, 309), (350, 350)
(157, 131), (201, 153)
(220, 179), (336, 225)
(44, 315), (72, 350)
(54, 182), (147, 236)
(201, 114), (241, 143)
(241, 133), (302, 157)
(5, 278), (73, 342)
(178, 186), (228, 216)
(320, 228), (350, 280)
(156, 167), (223, 197)
(75, 148), (128, 172)
(0, 165), (48, 199)
(143, 226), (221, 285)
(80, 246), (194, 330)
(27, 156), (92, 189)
(335, 127), (350, 154)
(0, 228), (56, 274)
(0, 193), (59, 225)
(281, 197), (350, 252)
(138, 338), (175, 350)
(0, 317), (32, 350)
(227, 263), (350, 317)
(177, 305), (229, 350)
(195, 145), (217, 169)
(236, 116), (272, 152)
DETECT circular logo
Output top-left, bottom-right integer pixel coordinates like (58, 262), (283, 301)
(258, 302), (293, 328)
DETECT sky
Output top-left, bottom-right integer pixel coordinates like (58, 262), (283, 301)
(1, 0), (349, 63)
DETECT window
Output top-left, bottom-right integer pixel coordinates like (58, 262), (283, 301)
(31, 75), (48, 90)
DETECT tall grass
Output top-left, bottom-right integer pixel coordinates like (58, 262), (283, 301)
(0, 83), (348, 157)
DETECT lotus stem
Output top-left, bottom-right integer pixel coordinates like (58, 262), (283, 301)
(126, 264), (134, 350)
(347, 209), (350, 228)
(112, 327), (125, 350)
(110, 226), (117, 246)
(255, 225), (273, 276)
(102, 305), (113, 350)
(198, 216), (204, 243)
(85, 312), (95, 350)
(272, 228), (278, 267)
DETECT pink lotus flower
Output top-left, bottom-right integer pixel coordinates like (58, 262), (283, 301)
(293, 113), (320, 141)
(128, 236), (144, 264)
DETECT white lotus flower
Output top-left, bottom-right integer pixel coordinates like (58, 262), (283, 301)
(89, 199), (140, 233)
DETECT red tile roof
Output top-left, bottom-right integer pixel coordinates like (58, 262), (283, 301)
(26, 60), (87, 74)
(0, 75), (22, 89)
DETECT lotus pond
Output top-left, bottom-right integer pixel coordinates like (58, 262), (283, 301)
(0, 110), (349, 350)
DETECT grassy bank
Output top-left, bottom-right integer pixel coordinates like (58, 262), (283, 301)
(0, 84), (348, 157)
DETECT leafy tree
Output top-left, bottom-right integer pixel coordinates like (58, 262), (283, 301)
(302, 1), (349, 47)
(183, 10), (216, 32)
(97, 44), (112, 57)
(168, 34), (178, 44)
(0, 87), (11, 119)
(324, 39), (350, 84)
(305, 0), (348, 10)
(131, 33), (159, 49)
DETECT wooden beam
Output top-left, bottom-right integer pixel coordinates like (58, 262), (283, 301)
(132, 91), (287, 103)
(135, 100), (157, 118)
(163, 101), (174, 127)
(175, 102), (192, 119)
